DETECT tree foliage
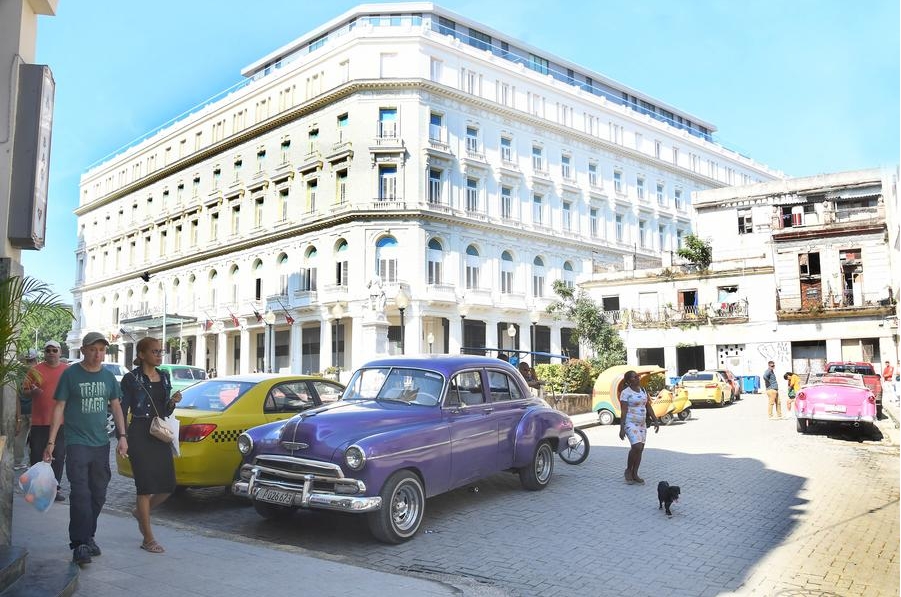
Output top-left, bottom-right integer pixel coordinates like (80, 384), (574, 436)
(547, 280), (626, 372)
(18, 300), (74, 354)
(676, 233), (713, 270)
(1, 276), (72, 390)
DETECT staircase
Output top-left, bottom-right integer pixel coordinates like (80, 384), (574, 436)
(0, 546), (78, 597)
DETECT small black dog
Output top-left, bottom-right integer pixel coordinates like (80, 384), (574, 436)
(657, 481), (680, 516)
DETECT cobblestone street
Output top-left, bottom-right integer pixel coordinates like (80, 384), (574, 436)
(91, 394), (898, 596)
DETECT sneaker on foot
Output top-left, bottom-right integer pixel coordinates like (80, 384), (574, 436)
(55, 491), (66, 502)
(13, 464), (27, 472)
(86, 538), (101, 557)
(73, 544), (92, 565)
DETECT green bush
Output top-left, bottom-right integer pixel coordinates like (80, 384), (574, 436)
(534, 359), (593, 394)
(644, 373), (666, 396)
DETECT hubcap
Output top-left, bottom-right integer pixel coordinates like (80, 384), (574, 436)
(392, 483), (421, 532)
(536, 446), (552, 482)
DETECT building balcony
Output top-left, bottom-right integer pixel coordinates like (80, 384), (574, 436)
(423, 283), (458, 305)
(776, 290), (896, 321)
(319, 284), (349, 304)
(608, 301), (751, 329)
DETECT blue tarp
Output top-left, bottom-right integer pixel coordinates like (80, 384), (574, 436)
(740, 375), (760, 393)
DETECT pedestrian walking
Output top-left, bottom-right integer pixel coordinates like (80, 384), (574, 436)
(25, 340), (69, 500)
(43, 332), (128, 566)
(120, 337), (182, 554)
(618, 370), (660, 485)
(13, 349), (38, 471)
(763, 361), (781, 419)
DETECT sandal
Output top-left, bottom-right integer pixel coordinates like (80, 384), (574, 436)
(624, 470), (635, 485)
(140, 541), (165, 554)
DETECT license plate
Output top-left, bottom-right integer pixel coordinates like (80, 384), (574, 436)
(256, 487), (294, 505)
(825, 405), (847, 413)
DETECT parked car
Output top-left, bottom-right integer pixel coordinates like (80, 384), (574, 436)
(824, 362), (882, 419)
(116, 374), (344, 490)
(794, 372), (876, 434)
(678, 370), (734, 407)
(591, 365), (691, 425)
(158, 363), (208, 392)
(233, 355), (576, 543)
(713, 369), (741, 400)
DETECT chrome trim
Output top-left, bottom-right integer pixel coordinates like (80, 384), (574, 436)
(233, 468), (379, 513)
(367, 438), (451, 460)
(798, 413), (876, 423)
(253, 455), (345, 478)
(281, 441), (309, 450)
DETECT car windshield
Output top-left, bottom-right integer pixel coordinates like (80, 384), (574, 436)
(343, 367), (444, 406)
(176, 380), (256, 411)
(827, 365), (874, 375)
(682, 373), (714, 382)
(821, 374), (866, 388)
(171, 367), (206, 380)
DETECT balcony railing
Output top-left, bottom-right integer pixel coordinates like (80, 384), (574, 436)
(777, 289), (896, 318)
(604, 301), (750, 328)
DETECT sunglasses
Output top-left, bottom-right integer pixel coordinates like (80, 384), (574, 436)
(149, 349), (164, 355)
(44, 348), (59, 353)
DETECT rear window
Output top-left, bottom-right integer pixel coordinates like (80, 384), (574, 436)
(176, 380), (255, 411)
(682, 373), (714, 382)
(170, 367), (206, 381)
(827, 364), (875, 375)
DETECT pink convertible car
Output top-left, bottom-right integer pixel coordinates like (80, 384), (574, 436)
(794, 372), (876, 434)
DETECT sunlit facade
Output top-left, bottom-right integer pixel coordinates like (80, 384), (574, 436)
(70, 3), (780, 374)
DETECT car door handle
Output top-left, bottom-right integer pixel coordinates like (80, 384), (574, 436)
(482, 407), (494, 414)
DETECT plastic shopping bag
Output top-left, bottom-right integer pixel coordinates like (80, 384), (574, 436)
(18, 461), (57, 512)
(168, 416), (181, 457)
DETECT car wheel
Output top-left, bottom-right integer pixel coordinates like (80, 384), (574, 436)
(597, 410), (615, 426)
(367, 470), (425, 544)
(559, 428), (590, 465)
(796, 418), (808, 434)
(716, 391), (725, 407)
(519, 440), (554, 491)
(253, 499), (297, 520)
(660, 413), (674, 426)
(106, 412), (116, 437)
(677, 409), (691, 421)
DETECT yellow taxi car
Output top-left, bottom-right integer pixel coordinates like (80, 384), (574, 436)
(678, 369), (734, 407)
(116, 373), (345, 490)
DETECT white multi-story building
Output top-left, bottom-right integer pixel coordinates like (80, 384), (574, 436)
(582, 167), (899, 382)
(70, 3), (780, 375)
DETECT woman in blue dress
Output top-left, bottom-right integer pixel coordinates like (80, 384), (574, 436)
(618, 370), (660, 484)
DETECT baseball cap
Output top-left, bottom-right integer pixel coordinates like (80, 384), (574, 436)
(25, 349), (38, 360)
(44, 340), (61, 350)
(81, 331), (110, 348)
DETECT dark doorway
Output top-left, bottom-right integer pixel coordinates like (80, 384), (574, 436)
(638, 347), (665, 368)
(676, 345), (704, 374)
(462, 319), (486, 355)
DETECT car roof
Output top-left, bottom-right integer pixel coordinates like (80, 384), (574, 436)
(196, 373), (330, 383)
(159, 364), (205, 370)
(359, 354), (520, 377)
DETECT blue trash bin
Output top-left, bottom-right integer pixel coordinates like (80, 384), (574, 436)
(668, 376), (681, 388)
(740, 375), (760, 394)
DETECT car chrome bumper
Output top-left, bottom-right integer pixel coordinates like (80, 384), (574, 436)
(797, 413), (876, 423)
(232, 466), (381, 513)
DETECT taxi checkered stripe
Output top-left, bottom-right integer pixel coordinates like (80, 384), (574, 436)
(212, 429), (244, 443)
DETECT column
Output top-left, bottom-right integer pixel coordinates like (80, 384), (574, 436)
(195, 332), (207, 372)
(486, 315), (499, 353)
(320, 319), (333, 372)
(216, 331), (228, 376)
(406, 307), (423, 354)
(290, 320), (302, 374)
(454, 317), (465, 354)
(549, 322), (562, 356)
(239, 325), (251, 374)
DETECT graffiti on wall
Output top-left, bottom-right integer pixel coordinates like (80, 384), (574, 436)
(757, 341), (790, 364)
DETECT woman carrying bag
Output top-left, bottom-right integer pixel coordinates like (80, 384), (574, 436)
(120, 337), (182, 553)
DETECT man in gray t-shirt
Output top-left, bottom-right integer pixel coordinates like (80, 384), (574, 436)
(44, 332), (128, 566)
(763, 361), (781, 419)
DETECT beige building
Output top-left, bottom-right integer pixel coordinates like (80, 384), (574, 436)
(70, 2), (780, 375)
(582, 167), (899, 382)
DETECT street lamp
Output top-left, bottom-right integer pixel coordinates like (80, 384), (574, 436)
(529, 309), (541, 354)
(427, 332), (434, 354)
(507, 323), (517, 352)
(330, 302), (344, 370)
(458, 302), (470, 354)
(263, 311), (277, 372)
(396, 287), (410, 354)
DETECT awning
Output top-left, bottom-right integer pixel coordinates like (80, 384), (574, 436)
(825, 186), (881, 201)
(120, 313), (197, 329)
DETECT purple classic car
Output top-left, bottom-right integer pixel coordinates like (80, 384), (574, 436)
(794, 372), (877, 434)
(233, 355), (575, 543)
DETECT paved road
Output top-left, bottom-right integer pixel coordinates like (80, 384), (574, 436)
(89, 394), (897, 596)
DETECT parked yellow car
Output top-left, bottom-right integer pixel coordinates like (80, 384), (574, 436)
(116, 374), (345, 490)
(678, 370), (734, 407)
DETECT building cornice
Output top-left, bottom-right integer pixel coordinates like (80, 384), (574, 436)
(580, 264), (774, 290)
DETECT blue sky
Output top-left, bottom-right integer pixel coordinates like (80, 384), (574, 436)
(26, 0), (900, 302)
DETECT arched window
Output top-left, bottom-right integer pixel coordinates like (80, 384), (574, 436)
(279, 253), (292, 294)
(427, 238), (443, 285)
(532, 256), (545, 298)
(563, 260), (575, 289)
(253, 259), (263, 301)
(187, 275), (195, 313)
(300, 248), (316, 292)
(171, 278), (180, 311)
(465, 244), (481, 290)
(335, 239), (349, 286)
(375, 236), (398, 282)
(501, 250), (515, 294)
(209, 270), (218, 306)
(230, 265), (240, 303)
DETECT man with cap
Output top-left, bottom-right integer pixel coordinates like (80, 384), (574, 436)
(43, 332), (128, 566)
(13, 349), (39, 471)
(24, 339), (68, 498)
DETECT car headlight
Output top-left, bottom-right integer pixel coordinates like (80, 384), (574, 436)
(237, 433), (253, 455)
(344, 445), (365, 471)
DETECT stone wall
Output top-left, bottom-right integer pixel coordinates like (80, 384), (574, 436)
(542, 393), (592, 415)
